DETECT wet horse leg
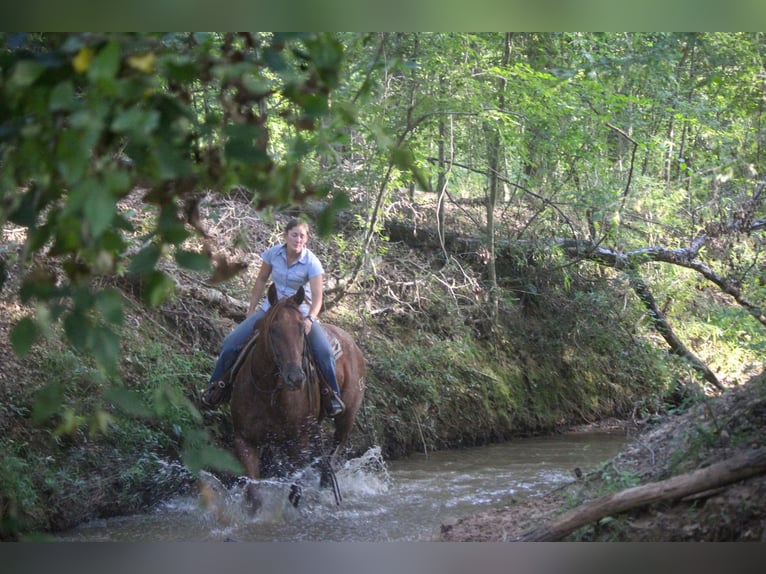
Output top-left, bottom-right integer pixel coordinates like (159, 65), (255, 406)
(286, 432), (316, 508)
(234, 435), (264, 512)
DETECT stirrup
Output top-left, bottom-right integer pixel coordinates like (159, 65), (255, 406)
(329, 393), (346, 417)
(201, 379), (230, 407)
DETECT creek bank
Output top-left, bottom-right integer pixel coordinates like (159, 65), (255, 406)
(440, 372), (766, 541)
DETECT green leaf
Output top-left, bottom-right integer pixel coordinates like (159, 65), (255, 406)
(56, 130), (91, 185)
(31, 382), (65, 424)
(111, 107), (160, 138)
(143, 270), (175, 306)
(10, 317), (38, 356)
(103, 387), (153, 418)
(89, 409), (115, 435)
(182, 443), (243, 475)
(316, 192), (350, 236)
(174, 249), (210, 272)
(224, 124), (265, 163)
(165, 58), (198, 83)
(158, 206), (191, 244)
(10, 59), (44, 88)
(91, 326), (120, 370)
(64, 311), (91, 351)
(49, 80), (76, 112)
(83, 187), (116, 238)
(19, 271), (58, 303)
(152, 384), (202, 423)
(8, 188), (41, 227)
(95, 288), (124, 325)
(88, 41), (121, 82)
(54, 408), (87, 436)
(155, 139), (192, 180)
(129, 244), (161, 274)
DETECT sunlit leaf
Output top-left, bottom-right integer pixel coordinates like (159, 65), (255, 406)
(72, 46), (95, 73)
(89, 409), (115, 435)
(54, 408), (87, 436)
(127, 52), (155, 74)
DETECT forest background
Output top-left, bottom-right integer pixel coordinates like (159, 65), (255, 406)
(1, 32), (765, 539)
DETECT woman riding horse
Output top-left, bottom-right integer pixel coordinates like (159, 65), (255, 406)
(229, 283), (366, 509)
(203, 218), (344, 416)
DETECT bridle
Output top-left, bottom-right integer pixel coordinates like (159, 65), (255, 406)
(248, 300), (319, 413)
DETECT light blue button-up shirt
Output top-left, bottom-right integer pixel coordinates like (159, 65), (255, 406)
(260, 244), (324, 316)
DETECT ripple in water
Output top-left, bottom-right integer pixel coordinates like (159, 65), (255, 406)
(56, 434), (626, 542)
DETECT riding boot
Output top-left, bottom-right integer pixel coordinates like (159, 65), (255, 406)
(201, 370), (233, 407)
(326, 376), (345, 417)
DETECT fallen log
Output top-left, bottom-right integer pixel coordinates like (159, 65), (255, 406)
(513, 447), (766, 541)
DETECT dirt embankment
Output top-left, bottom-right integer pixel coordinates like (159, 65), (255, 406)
(440, 373), (766, 542)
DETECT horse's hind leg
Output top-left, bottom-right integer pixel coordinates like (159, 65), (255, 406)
(234, 436), (263, 512)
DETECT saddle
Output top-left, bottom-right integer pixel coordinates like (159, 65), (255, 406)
(201, 329), (342, 413)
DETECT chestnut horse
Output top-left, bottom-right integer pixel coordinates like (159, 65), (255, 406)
(230, 283), (366, 510)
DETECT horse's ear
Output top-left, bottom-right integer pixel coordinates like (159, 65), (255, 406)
(268, 283), (278, 305)
(293, 286), (305, 306)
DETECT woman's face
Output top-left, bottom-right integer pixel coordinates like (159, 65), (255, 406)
(285, 225), (309, 255)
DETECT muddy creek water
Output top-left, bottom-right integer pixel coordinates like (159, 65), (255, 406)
(56, 432), (626, 542)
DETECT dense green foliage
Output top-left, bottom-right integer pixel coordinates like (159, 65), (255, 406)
(0, 32), (355, 364)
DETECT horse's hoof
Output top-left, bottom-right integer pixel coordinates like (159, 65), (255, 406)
(244, 483), (263, 514)
(288, 483), (302, 507)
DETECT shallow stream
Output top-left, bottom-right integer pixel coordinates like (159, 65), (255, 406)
(56, 431), (626, 542)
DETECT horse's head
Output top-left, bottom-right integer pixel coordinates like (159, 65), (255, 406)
(265, 284), (307, 390)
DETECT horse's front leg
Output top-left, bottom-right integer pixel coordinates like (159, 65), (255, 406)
(234, 435), (263, 512)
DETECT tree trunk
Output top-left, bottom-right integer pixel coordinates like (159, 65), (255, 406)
(514, 447), (766, 541)
(482, 32), (513, 320)
(436, 74), (447, 257)
(627, 271), (723, 390)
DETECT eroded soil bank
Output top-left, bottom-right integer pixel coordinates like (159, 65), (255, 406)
(440, 373), (766, 541)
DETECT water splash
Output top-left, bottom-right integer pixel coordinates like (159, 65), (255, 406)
(196, 447), (393, 529)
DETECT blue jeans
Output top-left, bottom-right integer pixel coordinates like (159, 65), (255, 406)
(209, 310), (340, 394)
